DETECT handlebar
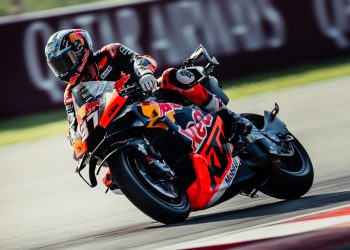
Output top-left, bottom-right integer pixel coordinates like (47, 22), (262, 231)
(182, 44), (219, 74)
(119, 82), (160, 102)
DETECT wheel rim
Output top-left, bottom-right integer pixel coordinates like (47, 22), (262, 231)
(279, 141), (310, 175)
(125, 150), (185, 205)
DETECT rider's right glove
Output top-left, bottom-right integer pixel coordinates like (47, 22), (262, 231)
(218, 109), (253, 136)
(139, 74), (158, 92)
(232, 114), (253, 136)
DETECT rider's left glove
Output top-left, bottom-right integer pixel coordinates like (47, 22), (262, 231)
(139, 74), (158, 92)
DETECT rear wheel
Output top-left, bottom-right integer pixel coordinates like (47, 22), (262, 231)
(242, 113), (314, 199)
(107, 147), (190, 224)
(260, 137), (314, 199)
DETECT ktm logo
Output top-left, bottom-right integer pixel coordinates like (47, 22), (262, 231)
(108, 104), (120, 118)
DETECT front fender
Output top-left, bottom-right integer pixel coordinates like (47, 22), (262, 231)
(100, 138), (148, 166)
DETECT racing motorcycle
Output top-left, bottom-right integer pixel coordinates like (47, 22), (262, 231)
(73, 45), (314, 224)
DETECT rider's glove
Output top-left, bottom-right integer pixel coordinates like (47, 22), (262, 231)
(139, 74), (158, 92)
(218, 109), (253, 136)
(232, 114), (253, 136)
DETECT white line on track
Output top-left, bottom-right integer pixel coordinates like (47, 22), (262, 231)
(160, 204), (350, 249)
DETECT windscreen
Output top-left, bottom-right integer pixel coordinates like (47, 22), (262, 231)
(71, 81), (115, 110)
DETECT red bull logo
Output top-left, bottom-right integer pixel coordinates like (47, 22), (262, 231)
(85, 99), (102, 116)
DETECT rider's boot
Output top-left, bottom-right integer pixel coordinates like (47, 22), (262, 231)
(217, 108), (253, 138)
(202, 94), (252, 137)
(102, 169), (123, 195)
(218, 109), (270, 168)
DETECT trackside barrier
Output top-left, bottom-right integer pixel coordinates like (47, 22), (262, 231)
(0, 0), (349, 119)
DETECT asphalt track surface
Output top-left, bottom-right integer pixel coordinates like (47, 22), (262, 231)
(1, 78), (349, 249)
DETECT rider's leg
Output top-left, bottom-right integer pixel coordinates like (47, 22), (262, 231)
(161, 68), (252, 136)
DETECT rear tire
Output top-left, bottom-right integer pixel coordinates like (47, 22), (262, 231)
(260, 137), (314, 199)
(107, 147), (190, 224)
(242, 113), (314, 200)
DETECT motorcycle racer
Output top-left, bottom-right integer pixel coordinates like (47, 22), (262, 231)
(45, 29), (252, 192)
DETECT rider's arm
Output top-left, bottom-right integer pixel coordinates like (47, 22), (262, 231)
(97, 43), (157, 77)
(133, 55), (157, 77)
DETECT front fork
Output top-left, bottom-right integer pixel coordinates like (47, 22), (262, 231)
(134, 138), (176, 179)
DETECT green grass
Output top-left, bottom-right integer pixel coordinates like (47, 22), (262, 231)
(223, 58), (350, 99)
(1, 58), (350, 146)
(0, 110), (67, 146)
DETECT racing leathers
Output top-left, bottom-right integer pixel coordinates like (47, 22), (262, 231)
(160, 68), (252, 136)
(64, 43), (157, 146)
(64, 43), (251, 157)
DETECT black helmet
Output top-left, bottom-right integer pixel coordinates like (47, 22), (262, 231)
(45, 29), (93, 85)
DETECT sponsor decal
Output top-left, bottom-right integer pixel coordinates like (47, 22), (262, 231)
(64, 97), (73, 105)
(65, 103), (74, 113)
(108, 103), (120, 118)
(76, 99), (102, 124)
(109, 44), (118, 58)
(176, 69), (195, 85)
(119, 45), (135, 56)
(141, 102), (183, 128)
(179, 69), (194, 78)
(85, 99), (102, 116)
(77, 49), (90, 73)
(179, 114), (214, 152)
(232, 156), (241, 168)
(96, 81), (107, 96)
(192, 109), (205, 123)
(157, 103), (182, 116)
(82, 91), (90, 99)
(100, 65), (113, 79)
(114, 71), (131, 91)
(224, 159), (239, 186)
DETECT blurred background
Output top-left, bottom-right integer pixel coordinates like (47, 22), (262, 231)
(0, 0), (349, 143)
(1, 1), (350, 249)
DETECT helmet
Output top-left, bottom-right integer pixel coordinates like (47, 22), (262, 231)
(45, 29), (93, 85)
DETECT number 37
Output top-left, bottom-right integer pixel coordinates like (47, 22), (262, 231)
(80, 111), (99, 142)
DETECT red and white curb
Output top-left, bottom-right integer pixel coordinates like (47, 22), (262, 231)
(160, 204), (350, 250)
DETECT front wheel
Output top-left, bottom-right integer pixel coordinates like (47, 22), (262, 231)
(107, 147), (190, 224)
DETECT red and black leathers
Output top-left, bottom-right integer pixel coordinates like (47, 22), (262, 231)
(160, 68), (252, 137)
(64, 43), (157, 144)
(160, 68), (225, 112)
(64, 43), (250, 148)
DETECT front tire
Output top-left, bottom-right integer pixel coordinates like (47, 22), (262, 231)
(107, 147), (190, 224)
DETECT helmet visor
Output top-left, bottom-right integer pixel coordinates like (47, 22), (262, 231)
(48, 49), (78, 78)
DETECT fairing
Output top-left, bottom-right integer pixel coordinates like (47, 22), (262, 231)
(71, 81), (127, 158)
(72, 80), (240, 211)
(140, 102), (239, 210)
